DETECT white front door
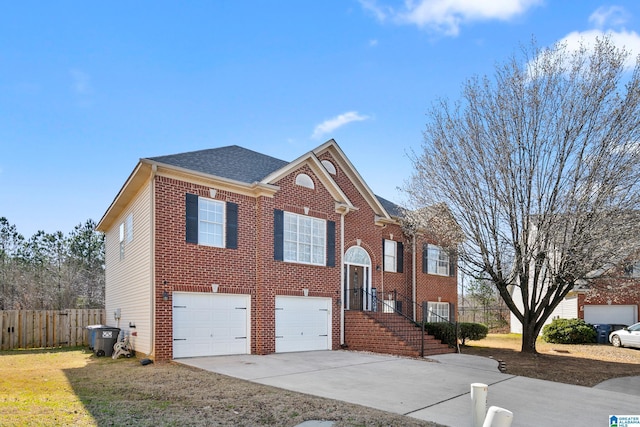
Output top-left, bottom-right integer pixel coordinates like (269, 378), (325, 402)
(172, 292), (250, 358)
(275, 296), (331, 353)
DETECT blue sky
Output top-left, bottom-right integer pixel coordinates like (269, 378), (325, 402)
(2, 1), (640, 238)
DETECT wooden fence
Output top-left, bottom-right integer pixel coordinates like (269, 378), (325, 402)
(0, 309), (106, 350)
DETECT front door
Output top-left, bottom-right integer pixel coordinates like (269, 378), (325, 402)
(345, 264), (372, 310)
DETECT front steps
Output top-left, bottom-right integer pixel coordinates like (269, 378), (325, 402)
(344, 311), (454, 357)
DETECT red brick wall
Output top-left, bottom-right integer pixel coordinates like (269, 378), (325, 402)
(151, 152), (458, 360)
(258, 164), (342, 354)
(154, 176), (259, 360)
(319, 152), (458, 322)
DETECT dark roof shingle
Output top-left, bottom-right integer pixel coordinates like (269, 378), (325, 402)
(148, 145), (289, 184)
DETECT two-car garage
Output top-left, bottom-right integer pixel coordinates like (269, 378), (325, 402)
(172, 292), (332, 358)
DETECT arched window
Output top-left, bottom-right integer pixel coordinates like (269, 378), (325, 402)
(321, 160), (336, 175)
(295, 173), (315, 189)
(344, 246), (371, 266)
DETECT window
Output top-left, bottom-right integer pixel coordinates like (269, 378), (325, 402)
(384, 240), (397, 272)
(424, 244), (450, 276)
(382, 239), (403, 273)
(185, 193), (238, 249)
(627, 261), (640, 278)
(125, 214), (133, 243)
(426, 302), (450, 323)
(283, 212), (325, 265)
(119, 222), (125, 260)
(295, 173), (315, 189)
(198, 197), (225, 247)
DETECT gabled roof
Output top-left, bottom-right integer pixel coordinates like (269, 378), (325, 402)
(97, 140), (403, 232)
(148, 145), (288, 184)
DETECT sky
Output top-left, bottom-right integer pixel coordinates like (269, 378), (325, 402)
(2, 1), (640, 238)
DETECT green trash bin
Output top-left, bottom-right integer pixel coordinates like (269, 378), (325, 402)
(94, 327), (120, 357)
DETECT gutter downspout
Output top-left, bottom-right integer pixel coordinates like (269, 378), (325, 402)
(149, 164), (157, 358)
(412, 233), (417, 322)
(340, 211), (345, 346)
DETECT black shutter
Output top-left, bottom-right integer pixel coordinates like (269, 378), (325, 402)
(326, 220), (335, 267)
(422, 243), (428, 274)
(185, 193), (199, 244)
(449, 252), (456, 277)
(274, 209), (284, 261)
(397, 241), (404, 273)
(381, 238), (386, 272)
(226, 202), (238, 249)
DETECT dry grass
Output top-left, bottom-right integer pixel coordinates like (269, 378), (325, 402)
(0, 347), (442, 427)
(462, 333), (640, 386)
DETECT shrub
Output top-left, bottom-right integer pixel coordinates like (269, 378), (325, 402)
(542, 318), (597, 344)
(424, 322), (457, 347)
(458, 323), (488, 345)
(424, 322), (488, 346)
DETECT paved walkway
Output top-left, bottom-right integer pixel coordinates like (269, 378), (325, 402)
(178, 351), (640, 427)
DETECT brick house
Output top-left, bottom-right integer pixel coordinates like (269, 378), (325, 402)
(97, 139), (456, 361)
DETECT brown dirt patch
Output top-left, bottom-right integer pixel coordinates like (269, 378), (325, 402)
(462, 334), (640, 387)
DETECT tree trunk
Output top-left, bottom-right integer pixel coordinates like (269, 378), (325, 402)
(521, 321), (539, 354)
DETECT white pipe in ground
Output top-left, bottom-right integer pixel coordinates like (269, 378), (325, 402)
(470, 383), (488, 427)
(482, 406), (513, 427)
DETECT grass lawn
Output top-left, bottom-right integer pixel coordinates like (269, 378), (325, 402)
(0, 348), (96, 426)
(0, 347), (439, 427)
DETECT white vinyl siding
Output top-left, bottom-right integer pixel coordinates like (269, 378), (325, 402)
(104, 182), (153, 356)
(283, 212), (326, 265)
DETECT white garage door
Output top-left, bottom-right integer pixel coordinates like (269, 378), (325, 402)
(275, 296), (331, 353)
(172, 292), (250, 358)
(584, 305), (638, 326)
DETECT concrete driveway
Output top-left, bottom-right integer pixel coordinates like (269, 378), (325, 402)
(178, 351), (639, 427)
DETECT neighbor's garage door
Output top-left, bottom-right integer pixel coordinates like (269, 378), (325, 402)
(172, 292), (250, 358)
(584, 305), (638, 326)
(275, 296), (331, 353)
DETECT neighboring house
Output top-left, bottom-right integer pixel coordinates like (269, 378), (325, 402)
(576, 261), (640, 326)
(510, 260), (640, 333)
(97, 139), (456, 361)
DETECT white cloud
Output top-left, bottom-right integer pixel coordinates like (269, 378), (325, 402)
(360, 0), (542, 36)
(70, 69), (92, 95)
(589, 6), (629, 29)
(557, 29), (640, 70)
(312, 111), (370, 139)
(358, 0), (389, 22)
(369, 39), (379, 47)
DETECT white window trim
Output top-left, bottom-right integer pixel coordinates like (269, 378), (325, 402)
(384, 239), (397, 273)
(427, 244), (450, 276)
(198, 197), (226, 248)
(283, 212), (326, 266)
(427, 301), (450, 323)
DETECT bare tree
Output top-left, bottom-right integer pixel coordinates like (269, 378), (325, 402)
(406, 37), (640, 353)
